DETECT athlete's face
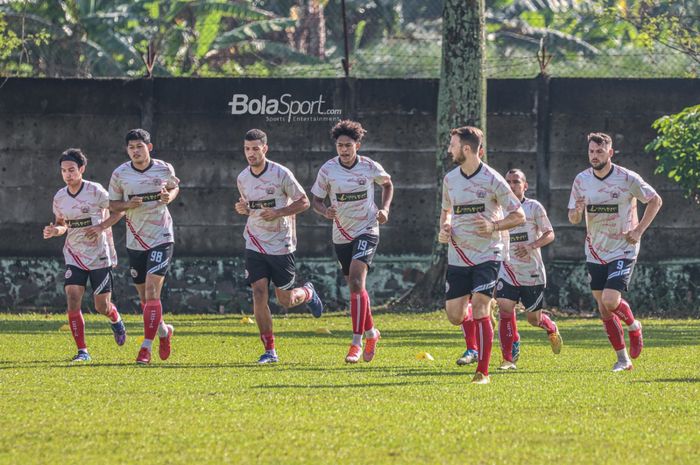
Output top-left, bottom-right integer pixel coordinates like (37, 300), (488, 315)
(244, 139), (268, 167)
(127, 140), (152, 166)
(335, 135), (360, 166)
(506, 172), (527, 199)
(448, 135), (469, 165)
(61, 161), (84, 187)
(588, 141), (613, 171)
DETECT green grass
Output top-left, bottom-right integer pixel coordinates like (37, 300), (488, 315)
(0, 312), (699, 465)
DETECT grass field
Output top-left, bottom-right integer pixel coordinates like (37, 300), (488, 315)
(0, 312), (699, 465)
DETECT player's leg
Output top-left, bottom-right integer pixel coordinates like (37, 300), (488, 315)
(90, 268), (126, 346)
(144, 244), (175, 362)
(601, 259), (642, 359)
(350, 235), (380, 362)
(245, 250), (277, 363)
(345, 259), (370, 363)
(456, 298), (478, 366)
(63, 266), (90, 362)
(469, 261), (500, 384)
(495, 279), (519, 369)
(272, 254), (324, 317)
(522, 285), (561, 355)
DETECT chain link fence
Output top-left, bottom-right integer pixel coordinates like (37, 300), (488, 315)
(0, 0), (697, 79)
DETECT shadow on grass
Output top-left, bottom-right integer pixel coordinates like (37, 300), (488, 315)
(253, 380), (432, 389)
(632, 377), (700, 383)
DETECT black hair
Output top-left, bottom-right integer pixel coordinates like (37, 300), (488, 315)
(245, 129), (268, 145)
(59, 148), (87, 168)
(125, 128), (151, 145)
(331, 120), (367, 142)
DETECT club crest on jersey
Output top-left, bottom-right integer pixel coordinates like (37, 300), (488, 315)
(64, 268), (72, 279)
(130, 268), (138, 278)
(497, 281), (504, 291)
(357, 178), (367, 186)
(611, 191), (620, 199)
(81, 206), (89, 214)
(266, 187), (275, 195)
(153, 178), (162, 186)
(477, 190), (487, 199)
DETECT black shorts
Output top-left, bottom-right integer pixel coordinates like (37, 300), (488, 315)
(445, 261), (500, 300)
(64, 265), (113, 295)
(587, 259), (635, 292)
(334, 234), (379, 276)
(495, 279), (545, 312)
(245, 249), (296, 290)
(127, 243), (174, 284)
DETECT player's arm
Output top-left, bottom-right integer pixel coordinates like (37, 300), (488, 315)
(625, 193), (662, 244)
(159, 185), (179, 205)
(568, 202), (586, 224)
(84, 211), (125, 241)
(110, 197), (142, 212)
(260, 194), (310, 221)
(376, 179), (393, 224)
(531, 229), (555, 249)
(438, 209), (452, 244)
(311, 194), (336, 220)
(494, 207), (526, 232)
(43, 216), (67, 239)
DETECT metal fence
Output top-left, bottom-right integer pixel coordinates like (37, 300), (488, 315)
(0, 0), (697, 79)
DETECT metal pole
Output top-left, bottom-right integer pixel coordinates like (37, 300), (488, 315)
(341, 0), (350, 78)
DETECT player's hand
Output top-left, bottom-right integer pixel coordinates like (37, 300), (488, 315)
(127, 196), (143, 209)
(376, 208), (389, 225)
(624, 227), (642, 245)
(43, 222), (62, 239)
(514, 244), (531, 259)
(159, 186), (171, 205)
(234, 197), (250, 215)
(324, 206), (337, 220)
(260, 208), (281, 221)
(84, 224), (104, 241)
(438, 223), (451, 244)
(574, 198), (586, 214)
(474, 216), (495, 236)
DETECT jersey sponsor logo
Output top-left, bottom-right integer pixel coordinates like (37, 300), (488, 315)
(335, 191), (368, 202)
(453, 204), (485, 215)
(510, 232), (529, 243)
(66, 218), (93, 228)
(128, 191), (161, 202)
(587, 204), (619, 214)
(248, 199), (276, 209)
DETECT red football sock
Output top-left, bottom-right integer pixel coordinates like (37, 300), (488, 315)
(499, 311), (516, 362)
(143, 300), (162, 341)
(260, 332), (275, 351)
(475, 316), (493, 376)
(612, 299), (635, 326)
(67, 310), (86, 350)
(538, 313), (557, 334)
(106, 303), (120, 323)
(350, 292), (365, 335)
(362, 290), (374, 331)
(461, 317), (477, 351)
(603, 315), (626, 351)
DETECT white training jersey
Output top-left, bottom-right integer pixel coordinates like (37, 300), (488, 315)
(108, 159), (179, 251)
(237, 160), (306, 256)
(311, 155), (391, 244)
(568, 164), (657, 263)
(442, 163), (522, 267)
(499, 197), (552, 287)
(52, 180), (117, 270)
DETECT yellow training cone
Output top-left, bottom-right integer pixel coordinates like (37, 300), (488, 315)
(59, 324), (70, 332)
(315, 327), (332, 335)
(240, 316), (255, 325)
(415, 352), (434, 361)
(137, 336), (145, 345)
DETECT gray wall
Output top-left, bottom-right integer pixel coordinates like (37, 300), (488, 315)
(1, 77), (698, 313)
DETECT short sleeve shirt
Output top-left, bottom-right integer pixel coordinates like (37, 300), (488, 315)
(568, 164), (657, 263)
(109, 159), (179, 251)
(311, 156), (391, 244)
(442, 163), (522, 267)
(237, 160), (306, 255)
(52, 180), (117, 270)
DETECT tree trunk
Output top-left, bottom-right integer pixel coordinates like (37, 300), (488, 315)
(394, 0), (486, 311)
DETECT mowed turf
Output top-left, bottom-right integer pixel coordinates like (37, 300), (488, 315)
(0, 312), (698, 465)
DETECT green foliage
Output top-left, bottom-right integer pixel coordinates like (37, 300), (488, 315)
(1, 313), (700, 464)
(646, 104), (700, 202)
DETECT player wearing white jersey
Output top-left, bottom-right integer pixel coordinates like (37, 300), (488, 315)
(438, 126), (525, 385)
(568, 132), (662, 372)
(311, 120), (393, 364)
(495, 169), (561, 371)
(109, 129), (180, 365)
(234, 129), (324, 364)
(43, 149), (126, 362)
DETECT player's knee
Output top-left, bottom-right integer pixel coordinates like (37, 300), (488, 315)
(499, 309), (514, 320)
(527, 312), (540, 326)
(601, 294), (620, 312)
(275, 292), (292, 309)
(348, 276), (363, 293)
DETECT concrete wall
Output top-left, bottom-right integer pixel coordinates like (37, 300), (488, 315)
(1, 77), (698, 314)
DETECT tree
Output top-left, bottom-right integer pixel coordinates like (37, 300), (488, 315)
(645, 104), (700, 203)
(395, 0), (486, 310)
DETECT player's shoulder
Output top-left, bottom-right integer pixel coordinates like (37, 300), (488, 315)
(53, 186), (69, 201)
(523, 197), (546, 211)
(152, 158), (175, 172)
(444, 165), (462, 181)
(613, 164), (644, 182)
(482, 163), (506, 182)
(111, 161), (132, 175)
(268, 159), (293, 176)
(83, 179), (108, 195)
